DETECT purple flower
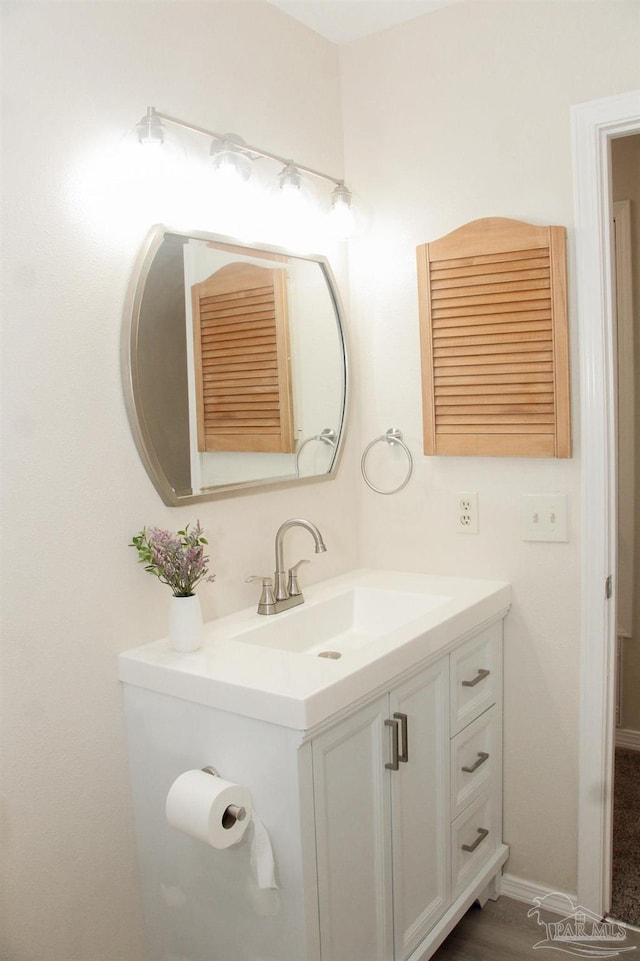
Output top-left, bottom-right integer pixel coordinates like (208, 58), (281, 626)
(130, 521), (216, 596)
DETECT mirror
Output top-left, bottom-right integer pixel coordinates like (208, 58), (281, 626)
(122, 226), (348, 504)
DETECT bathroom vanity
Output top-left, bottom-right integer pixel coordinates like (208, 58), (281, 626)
(119, 569), (510, 961)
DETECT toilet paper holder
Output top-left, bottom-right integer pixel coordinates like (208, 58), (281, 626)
(201, 766), (247, 828)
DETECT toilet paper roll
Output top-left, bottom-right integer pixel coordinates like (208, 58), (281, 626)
(166, 770), (252, 849)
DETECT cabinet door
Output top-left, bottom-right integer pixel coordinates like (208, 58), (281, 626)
(390, 660), (450, 961)
(312, 696), (393, 961)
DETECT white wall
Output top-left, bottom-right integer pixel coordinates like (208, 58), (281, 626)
(339, 0), (640, 895)
(0, 4), (357, 959)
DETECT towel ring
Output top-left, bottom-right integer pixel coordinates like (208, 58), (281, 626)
(361, 428), (413, 495)
(295, 428), (337, 477)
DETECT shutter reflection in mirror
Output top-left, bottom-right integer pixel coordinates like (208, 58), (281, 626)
(191, 262), (294, 454)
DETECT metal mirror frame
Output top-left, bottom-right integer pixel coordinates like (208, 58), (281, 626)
(121, 225), (349, 505)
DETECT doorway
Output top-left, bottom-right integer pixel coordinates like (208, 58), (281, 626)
(611, 136), (640, 926)
(573, 90), (640, 918)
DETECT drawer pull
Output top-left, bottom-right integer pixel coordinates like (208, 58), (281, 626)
(461, 827), (489, 853)
(461, 751), (489, 773)
(462, 668), (490, 688)
(393, 712), (409, 763)
(385, 717), (400, 771)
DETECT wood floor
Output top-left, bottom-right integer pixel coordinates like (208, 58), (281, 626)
(431, 896), (640, 960)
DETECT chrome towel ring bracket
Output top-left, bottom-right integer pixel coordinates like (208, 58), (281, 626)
(361, 428), (414, 495)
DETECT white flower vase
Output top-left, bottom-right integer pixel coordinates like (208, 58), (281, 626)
(169, 594), (203, 652)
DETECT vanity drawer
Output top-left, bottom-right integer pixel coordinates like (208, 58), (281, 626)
(450, 622), (502, 735)
(450, 707), (500, 819)
(450, 791), (496, 899)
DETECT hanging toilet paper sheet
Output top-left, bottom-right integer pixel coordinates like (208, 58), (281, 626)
(250, 814), (278, 890)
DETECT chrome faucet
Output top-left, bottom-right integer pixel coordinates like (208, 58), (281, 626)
(247, 518), (327, 615)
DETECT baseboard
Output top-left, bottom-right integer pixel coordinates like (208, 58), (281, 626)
(615, 728), (640, 751)
(499, 873), (577, 915)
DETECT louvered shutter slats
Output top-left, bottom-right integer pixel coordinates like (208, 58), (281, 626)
(192, 262), (294, 453)
(417, 218), (570, 458)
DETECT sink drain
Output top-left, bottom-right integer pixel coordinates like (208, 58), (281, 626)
(318, 650), (342, 659)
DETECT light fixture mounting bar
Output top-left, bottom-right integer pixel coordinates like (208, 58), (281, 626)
(152, 109), (346, 189)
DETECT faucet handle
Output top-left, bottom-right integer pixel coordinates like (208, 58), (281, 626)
(287, 559), (310, 597)
(246, 576), (277, 615)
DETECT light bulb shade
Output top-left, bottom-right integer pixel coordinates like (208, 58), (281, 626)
(136, 106), (165, 146)
(330, 183), (353, 210)
(278, 162), (303, 191)
(327, 182), (358, 240)
(267, 174), (319, 251)
(210, 134), (253, 182)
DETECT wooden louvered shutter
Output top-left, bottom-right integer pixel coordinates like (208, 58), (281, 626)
(191, 262), (294, 454)
(417, 218), (570, 458)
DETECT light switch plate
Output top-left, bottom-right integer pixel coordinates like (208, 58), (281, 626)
(521, 493), (569, 542)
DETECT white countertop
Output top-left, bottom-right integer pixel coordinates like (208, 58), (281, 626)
(118, 568), (511, 730)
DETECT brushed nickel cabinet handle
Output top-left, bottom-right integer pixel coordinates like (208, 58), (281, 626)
(462, 827), (489, 852)
(393, 712), (409, 763)
(461, 668), (490, 688)
(461, 751), (490, 773)
(385, 718), (400, 771)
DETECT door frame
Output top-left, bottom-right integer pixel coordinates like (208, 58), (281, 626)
(572, 89), (640, 916)
(613, 199), (634, 646)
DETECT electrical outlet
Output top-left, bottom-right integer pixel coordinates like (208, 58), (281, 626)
(456, 491), (478, 534)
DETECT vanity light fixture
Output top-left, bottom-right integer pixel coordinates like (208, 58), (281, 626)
(330, 182), (353, 211)
(136, 106), (165, 146)
(209, 134), (253, 182)
(134, 106), (359, 238)
(278, 161), (303, 192)
(328, 182), (356, 239)
(276, 160), (312, 231)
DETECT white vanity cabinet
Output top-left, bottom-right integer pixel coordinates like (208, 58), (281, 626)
(119, 570), (510, 961)
(308, 619), (505, 961)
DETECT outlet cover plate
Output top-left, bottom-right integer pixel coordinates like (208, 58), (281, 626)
(455, 490), (479, 534)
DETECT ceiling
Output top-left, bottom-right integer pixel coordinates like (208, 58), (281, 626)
(265, 0), (459, 45)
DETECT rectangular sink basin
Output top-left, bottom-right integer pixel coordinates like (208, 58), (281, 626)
(233, 587), (451, 656)
(119, 569), (511, 729)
